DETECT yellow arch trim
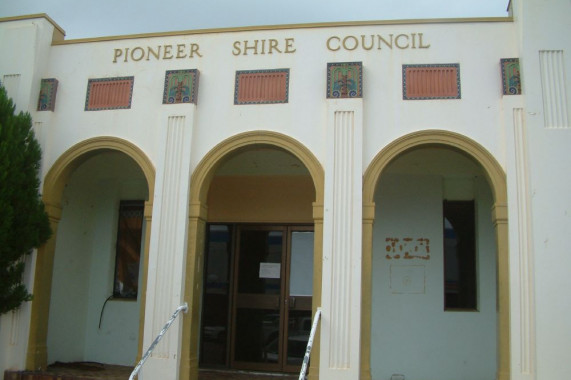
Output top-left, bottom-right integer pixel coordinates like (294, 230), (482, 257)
(42, 136), (155, 204)
(26, 136), (155, 370)
(361, 130), (509, 380)
(180, 131), (325, 379)
(191, 130), (324, 205)
(363, 130), (506, 203)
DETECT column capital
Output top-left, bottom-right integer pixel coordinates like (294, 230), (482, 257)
(363, 201), (376, 223)
(189, 202), (208, 220)
(492, 202), (508, 225)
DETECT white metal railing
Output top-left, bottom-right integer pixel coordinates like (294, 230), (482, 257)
(298, 307), (322, 380)
(129, 303), (188, 380)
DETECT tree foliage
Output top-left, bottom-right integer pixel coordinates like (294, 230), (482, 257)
(0, 85), (51, 315)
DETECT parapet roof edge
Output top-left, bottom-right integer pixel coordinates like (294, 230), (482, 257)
(49, 16), (513, 45)
(0, 13), (66, 38)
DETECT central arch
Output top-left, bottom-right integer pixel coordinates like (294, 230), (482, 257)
(180, 131), (324, 379)
(360, 130), (509, 380)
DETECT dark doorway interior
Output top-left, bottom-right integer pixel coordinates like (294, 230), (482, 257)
(200, 224), (314, 373)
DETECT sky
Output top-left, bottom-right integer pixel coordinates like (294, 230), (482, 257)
(0, 0), (509, 40)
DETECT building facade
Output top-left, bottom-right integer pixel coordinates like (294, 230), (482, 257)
(0, 0), (570, 379)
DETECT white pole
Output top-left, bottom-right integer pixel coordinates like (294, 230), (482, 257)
(299, 308), (322, 380)
(129, 303), (188, 380)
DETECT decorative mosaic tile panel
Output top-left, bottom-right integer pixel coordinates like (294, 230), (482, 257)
(163, 69), (199, 104)
(37, 78), (58, 111)
(85, 76), (134, 111)
(234, 69), (289, 105)
(327, 62), (363, 98)
(403, 64), (461, 100)
(501, 58), (522, 95)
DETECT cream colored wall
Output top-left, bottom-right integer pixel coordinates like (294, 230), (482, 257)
(510, 1), (571, 379)
(0, 13), (527, 379)
(27, 20), (515, 182)
(0, 16), (59, 375)
(0, 17), (55, 114)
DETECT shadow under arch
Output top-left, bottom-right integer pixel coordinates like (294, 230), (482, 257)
(26, 136), (155, 370)
(180, 130), (325, 380)
(360, 130), (509, 380)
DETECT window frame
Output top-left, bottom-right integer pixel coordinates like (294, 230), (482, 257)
(443, 200), (477, 311)
(112, 199), (145, 299)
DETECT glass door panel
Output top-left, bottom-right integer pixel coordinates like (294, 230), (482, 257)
(200, 225), (232, 367)
(234, 308), (281, 363)
(289, 231), (314, 296)
(284, 229), (314, 370)
(236, 230), (283, 295)
(227, 226), (314, 373)
(286, 309), (312, 366)
(231, 227), (285, 371)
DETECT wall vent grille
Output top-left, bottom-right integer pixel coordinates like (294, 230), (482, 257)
(234, 69), (289, 104)
(85, 77), (134, 111)
(403, 64), (460, 100)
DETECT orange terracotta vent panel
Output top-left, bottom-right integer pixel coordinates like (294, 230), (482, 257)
(403, 64), (460, 100)
(85, 77), (134, 111)
(234, 69), (289, 104)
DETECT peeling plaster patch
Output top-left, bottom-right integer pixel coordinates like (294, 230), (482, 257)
(385, 237), (430, 260)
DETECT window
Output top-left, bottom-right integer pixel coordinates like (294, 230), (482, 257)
(443, 200), (476, 310)
(113, 200), (144, 299)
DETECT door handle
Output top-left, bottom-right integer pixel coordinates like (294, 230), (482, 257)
(288, 296), (296, 308)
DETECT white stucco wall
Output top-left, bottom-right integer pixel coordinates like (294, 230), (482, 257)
(0, 18), (56, 114)
(0, 17), (58, 375)
(510, 1), (571, 379)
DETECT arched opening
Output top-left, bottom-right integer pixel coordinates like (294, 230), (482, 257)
(26, 137), (155, 371)
(361, 130), (509, 380)
(180, 131), (324, 380)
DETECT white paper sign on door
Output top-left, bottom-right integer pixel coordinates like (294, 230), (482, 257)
(259, 262), (281, 279)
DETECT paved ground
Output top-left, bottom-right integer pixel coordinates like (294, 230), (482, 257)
(199, 369), (298, 379)
(4, 363), (302, 380)
(4, 362), (131, 380)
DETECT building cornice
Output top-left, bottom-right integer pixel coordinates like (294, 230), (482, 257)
(46, 16), (513, 45)
(0, 13), (66, 40)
